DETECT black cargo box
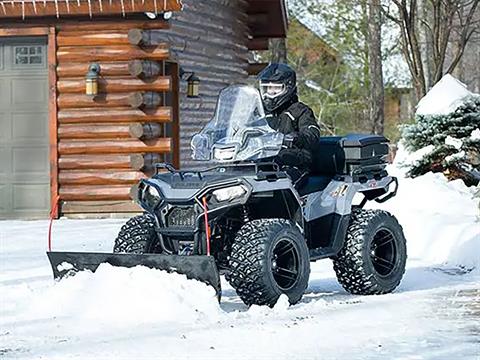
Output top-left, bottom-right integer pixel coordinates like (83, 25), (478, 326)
(341, 134), (389, 161)
(312, 134), (389, 177)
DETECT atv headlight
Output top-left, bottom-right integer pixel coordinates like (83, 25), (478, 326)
(214, 147), (236, 161)
(212, 185), (247, 202)
(144, 185), (161, 209)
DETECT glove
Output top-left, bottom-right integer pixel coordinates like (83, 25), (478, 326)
(282, 133), (298, 149)
(276, 148), (313, 169)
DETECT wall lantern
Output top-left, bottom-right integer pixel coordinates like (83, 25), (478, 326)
(187, 74), (200, 98)
(85, 63), (101, 97)
(180, 67), (200, 98)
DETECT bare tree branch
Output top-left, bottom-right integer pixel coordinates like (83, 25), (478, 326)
(388, 0), (479, 100)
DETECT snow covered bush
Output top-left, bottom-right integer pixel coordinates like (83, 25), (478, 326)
(401, 96), (480, 186)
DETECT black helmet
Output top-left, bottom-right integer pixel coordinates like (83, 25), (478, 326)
(257, 63), (297, 112)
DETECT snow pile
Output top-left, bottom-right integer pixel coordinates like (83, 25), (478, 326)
(369, 145), (480, 270)
(20, 264), (221, 329)
(416, 74), (476, 116)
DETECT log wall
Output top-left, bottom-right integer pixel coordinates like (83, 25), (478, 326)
(54, 20), (177, 214)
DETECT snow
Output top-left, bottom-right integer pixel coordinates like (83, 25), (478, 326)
(1, 158), (479, 358)
(395, 144), (435, 168)
(416, 74), (476, 116)
(471, 129), (480, 141)
(368, 146), (480, 269)
(445, 135), (464, 150)
(445, 150), (467, 164)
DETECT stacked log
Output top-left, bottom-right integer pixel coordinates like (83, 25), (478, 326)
(55, 22), (176, 214)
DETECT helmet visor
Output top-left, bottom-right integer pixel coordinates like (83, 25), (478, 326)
(259, 82), (286, 99)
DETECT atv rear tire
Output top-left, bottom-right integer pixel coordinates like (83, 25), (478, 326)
(226, 219), (310, 307)
(113, 214), (158, 254)
(333, 209), (407, 295)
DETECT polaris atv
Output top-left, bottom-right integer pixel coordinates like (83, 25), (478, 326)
(47, 85), (407, 307)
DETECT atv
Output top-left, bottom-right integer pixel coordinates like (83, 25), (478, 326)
(48, 85), (407, 307)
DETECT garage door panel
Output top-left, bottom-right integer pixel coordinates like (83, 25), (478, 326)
(12, 112), (48, 140)
(0, 146), (9, 176)
(0, 184), (10, 212)
(0, 112), (9, 140)
(0, 45), (3, 71)
(0, 79), (8, 108)
(12, 184), (49, 211)
(12, 78), (48, 107)
(12, 146), (49, 175)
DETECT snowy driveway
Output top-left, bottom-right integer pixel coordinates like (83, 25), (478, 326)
(1, 218), (479, 360)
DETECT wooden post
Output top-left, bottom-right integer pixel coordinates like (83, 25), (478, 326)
(166, 61), (180, 168)
(48, 26), (59, 219)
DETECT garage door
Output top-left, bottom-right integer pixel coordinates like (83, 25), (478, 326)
(0, 37), (50, 219)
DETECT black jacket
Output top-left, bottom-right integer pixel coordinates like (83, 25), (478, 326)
(266, 100), (321, 170)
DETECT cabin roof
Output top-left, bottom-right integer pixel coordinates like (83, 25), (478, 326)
(247, 0), (288, 39)
(0, 0), (288, 42)
(0, 0), (182, 19)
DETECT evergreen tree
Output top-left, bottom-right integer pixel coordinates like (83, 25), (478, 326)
(401, 96), (480, 186)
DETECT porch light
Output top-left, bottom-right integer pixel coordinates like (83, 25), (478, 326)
(85, 63), (101, 97)
(180, 67), (201, 98)
(187, 74), (200, 98)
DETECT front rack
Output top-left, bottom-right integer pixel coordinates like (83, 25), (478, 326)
(154, 162), (281, 180)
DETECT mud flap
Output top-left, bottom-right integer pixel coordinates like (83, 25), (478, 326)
(46, 252), (221, 298)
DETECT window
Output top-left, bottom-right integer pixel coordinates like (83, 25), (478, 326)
(14, 46), (44, 66)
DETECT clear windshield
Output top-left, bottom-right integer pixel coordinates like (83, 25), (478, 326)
(191, 85), (284, 162)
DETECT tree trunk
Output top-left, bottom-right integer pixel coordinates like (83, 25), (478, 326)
(420, 0), (434, 90)
(270, 38), (287, 63)
(368, 0), (385, 135)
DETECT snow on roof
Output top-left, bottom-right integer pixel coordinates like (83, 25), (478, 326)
(416, 74), (477, 116)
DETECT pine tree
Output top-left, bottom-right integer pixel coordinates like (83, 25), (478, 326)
(401, 97), (480, 186)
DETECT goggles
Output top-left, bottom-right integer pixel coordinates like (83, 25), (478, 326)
(259, 82), (286, 99)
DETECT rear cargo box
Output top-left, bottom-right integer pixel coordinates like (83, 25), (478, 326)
(312, 134), (389, 178)
(341, 134), (389, 160)
(341, 134), (389, 176)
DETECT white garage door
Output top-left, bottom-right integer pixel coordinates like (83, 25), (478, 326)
(0, 37), (50, 219)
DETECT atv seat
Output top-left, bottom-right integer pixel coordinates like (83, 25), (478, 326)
(297, 175), (332, 196)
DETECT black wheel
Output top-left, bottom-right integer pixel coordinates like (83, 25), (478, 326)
(226, 218), (310, 307)
(333, 209), (407, 295)
(113, 214), (159, 254)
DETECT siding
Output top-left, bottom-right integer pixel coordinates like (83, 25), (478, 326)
(156, 0), (251, 167)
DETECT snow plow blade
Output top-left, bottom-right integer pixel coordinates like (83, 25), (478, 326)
(46, 251), (221, 296)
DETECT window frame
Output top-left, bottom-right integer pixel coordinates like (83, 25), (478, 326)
(12, 44), (46, 69)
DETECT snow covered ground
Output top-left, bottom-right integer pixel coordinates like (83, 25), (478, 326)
(1, 161), (479, 359)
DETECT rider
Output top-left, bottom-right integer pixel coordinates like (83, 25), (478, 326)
(258, 63), (321, 181)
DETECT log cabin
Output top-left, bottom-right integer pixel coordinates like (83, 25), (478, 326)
(0, 0), (287, 219)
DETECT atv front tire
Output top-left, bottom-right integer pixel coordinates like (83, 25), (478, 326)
(226, 219), (310, 307)
(333, 209), (407, 295)
(113, 214), (158, 254)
